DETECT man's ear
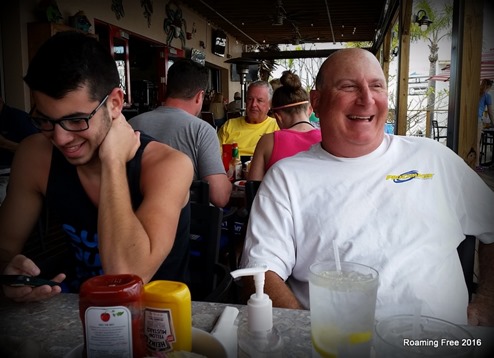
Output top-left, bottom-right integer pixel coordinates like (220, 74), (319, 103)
(310, 90), (320, 118)
(108, 88), (124, 119)
(194, 90), (204, 105)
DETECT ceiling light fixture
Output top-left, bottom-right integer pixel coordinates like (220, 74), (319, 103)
(273, 0), (286, 26)
(413, 9), (433, 31)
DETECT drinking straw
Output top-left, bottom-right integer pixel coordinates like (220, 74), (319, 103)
(412, 302), (421, 339)
(333, 239), (341, 272)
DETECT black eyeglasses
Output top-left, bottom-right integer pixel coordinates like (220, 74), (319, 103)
(29, 94), (109, 132)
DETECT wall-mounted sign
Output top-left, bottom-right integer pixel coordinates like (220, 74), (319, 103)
(212, 30), (226, 57)
(191, 48), (205, 65)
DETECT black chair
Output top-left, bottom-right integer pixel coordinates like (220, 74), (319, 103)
(227, 111), (241, 120)
(189, 202), (233, 302)
(200, 111), (217, 130)
(245, 180), (262, 213)
(479, 130), (494, 166)
(190, 180), (210, 206)
(431, 120), (447, 142)
(232, 180), (262, 268)
(457, 235), (477, 302)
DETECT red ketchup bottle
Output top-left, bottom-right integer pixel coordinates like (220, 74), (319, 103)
(79, 274), (146, 357)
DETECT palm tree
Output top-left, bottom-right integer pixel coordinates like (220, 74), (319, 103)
(412, 0), (453, 124)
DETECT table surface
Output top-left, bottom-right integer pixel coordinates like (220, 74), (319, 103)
(1, 293), (493, 357)
(0, 293), (311, 357)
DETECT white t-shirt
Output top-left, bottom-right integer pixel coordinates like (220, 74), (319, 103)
(241, 134), (494, 324)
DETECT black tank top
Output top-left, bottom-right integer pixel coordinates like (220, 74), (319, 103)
(46, 133), (190, 292)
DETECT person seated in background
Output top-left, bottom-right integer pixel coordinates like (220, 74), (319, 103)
(130, 59), (231, 207)
(269, 78), (282, 91)
(248, 71), (321, 181)
(226, 91), (242, 112)
(0, 31), (193, 301)
(476, 79), (494, 169)
(218, 81), (279, 157)
(240, 48), (494, 326)
(208, 92), (226, 128)
(0, 96), (38, 205)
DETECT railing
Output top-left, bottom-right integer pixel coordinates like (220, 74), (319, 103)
(391, 109), (449, 139)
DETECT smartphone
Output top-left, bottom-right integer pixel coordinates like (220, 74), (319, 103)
(0, 274), (59, 287)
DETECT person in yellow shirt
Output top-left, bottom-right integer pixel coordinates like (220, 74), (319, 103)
(218, 81), (279, 157)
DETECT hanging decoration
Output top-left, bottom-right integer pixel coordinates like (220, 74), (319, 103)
(163, 1), (187, 48)
(141, 0), (153, 27)
(37, 0), (63, 24)
(111, 0), (125, 20)
(69, 11), (92, 32)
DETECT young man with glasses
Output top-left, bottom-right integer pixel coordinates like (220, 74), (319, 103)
(0, 31), (193, 301)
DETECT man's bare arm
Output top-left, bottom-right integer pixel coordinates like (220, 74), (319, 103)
(98, 116), (193, 282)
(468, 242), (494, 326)
(204, 173), (231, 208)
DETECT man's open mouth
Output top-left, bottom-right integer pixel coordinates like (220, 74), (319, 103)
(348, 115), (374, 121)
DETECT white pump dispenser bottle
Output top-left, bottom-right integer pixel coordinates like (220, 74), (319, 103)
(230, 266), (283, 357)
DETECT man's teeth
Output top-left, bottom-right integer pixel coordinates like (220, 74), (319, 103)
(348, 115), (372, 121)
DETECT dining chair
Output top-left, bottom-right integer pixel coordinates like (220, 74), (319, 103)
(457, 235), (477, 302)
(231, 180), (262, 268)
(245, 180), (262, 213)
(431, 120), (447, 142)
(227, 111), (241, 120)
(200, 111), (217, 130)
(189, 179), (210, 206)
(479, 130), (494, 166)
(189, 201), (234, 302)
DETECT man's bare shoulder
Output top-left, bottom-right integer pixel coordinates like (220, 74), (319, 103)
(9, 134), (52, 195)
(13, 134), (52, 170)
(139, 141), (193, 204)
(141, 141), (193, 175)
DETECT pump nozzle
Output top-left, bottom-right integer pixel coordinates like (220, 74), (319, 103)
(231, 265), (267, 300)
(231, 265), (273, 332)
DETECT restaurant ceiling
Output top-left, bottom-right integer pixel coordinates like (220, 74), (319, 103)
(180, 0), (396, 52)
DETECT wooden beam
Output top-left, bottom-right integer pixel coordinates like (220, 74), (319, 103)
(448, 0), (482, 166)
(395, 0), (413, 135)
(240, 49), (348, 60)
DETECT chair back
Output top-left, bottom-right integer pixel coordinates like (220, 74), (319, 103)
(189, 202), (232, 302)
(190, 180), (210, 205)
(457, 235), (477, 302)
(432, 120), (447, 142)
(200, 111), (216, 129)
(245, 180), (262, 213)
(227, 111), (241, 120)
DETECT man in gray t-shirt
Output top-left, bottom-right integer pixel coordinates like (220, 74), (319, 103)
(130, 59), (231, 207)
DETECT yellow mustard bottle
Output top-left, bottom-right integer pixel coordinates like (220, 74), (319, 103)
(143, 280), (192, 356)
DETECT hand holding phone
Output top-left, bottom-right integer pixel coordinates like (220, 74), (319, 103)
(0, 274), (60, 287)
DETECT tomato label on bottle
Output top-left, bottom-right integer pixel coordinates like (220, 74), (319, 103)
(84, 306), (133, 357)
(144, 307), (176, 355)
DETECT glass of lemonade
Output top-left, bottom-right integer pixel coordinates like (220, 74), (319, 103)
(309, 261), (379, 358)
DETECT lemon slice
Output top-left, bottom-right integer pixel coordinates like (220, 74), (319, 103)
(348, 331), (372, 345)
(312, 328), (372, 357)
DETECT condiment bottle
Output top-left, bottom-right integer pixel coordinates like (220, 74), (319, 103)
(222, 143), (233, 171)
(79, 274), (146, 358)
(143, 280), (192, 356)
(231, 266), (283, 357)
(228, 143), (242, 182)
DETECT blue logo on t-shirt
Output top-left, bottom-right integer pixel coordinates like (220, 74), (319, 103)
(62, 224), (104, 287)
